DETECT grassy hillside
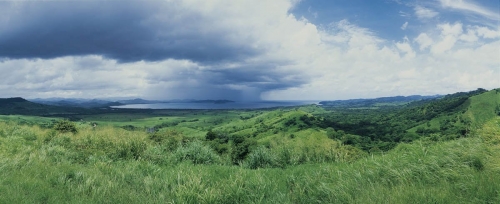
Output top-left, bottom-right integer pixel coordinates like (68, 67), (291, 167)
(1, 89), (500, 202)
(0, 115), (58, 127)
(0, 116), (499, 203)
(3, 89), (497, 156)
(409, 89), (500, 134)
(464, 88), (500, 126)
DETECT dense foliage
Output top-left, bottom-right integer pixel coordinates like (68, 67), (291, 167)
(52, 120), (78, 134)
(0, 88), (499, 202)
(0, 116), (499, 203)
(315, 88), (489, 151)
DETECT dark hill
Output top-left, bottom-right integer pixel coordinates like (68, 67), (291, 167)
(319, 95), (441, 108)
(0, 97), (29, 103)
(0, 97), (88, 116)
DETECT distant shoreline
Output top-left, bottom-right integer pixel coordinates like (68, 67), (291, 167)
(111, 101), (319, 110)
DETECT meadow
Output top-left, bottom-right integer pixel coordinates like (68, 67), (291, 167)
(1, 117), (499, 203)
(0, 88), (499, 203)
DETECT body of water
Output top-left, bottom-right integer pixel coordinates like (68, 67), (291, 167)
(111, 101), (319, 110)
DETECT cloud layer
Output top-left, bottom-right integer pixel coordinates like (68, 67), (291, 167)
(0, 0), (498, 100)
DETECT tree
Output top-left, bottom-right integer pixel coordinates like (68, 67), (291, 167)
(231, 135), (256, 164)
(205, 130), (217, 141)
(53, 120), (78, 134)
(326, 127), (336, 139)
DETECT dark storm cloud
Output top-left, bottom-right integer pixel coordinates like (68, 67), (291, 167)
(207, 65), (307, 90)
(0, 0), (318, 100)
(0, 1), (259, 63)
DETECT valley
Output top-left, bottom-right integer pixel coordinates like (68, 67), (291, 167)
(0, 88), (499, 203)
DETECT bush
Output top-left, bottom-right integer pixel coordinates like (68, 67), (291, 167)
(464, 155), (484, 171)
(245, 146), (276, 169)
(205, 130), (217, 140)
(172, 141), (220, 165)
(44, 129), (57, 143)
(53, 120), (78, 134)
(149, 130), (183, 144)
(231, 135), (257, 164)
(143, 145), (170, 165)
(274, 146), (294, 167)
(114, 139), (147, 160)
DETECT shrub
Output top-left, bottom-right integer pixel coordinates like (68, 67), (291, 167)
(121, 125), (137, 131)
(231, 135), (257, 164)
(274, 146), (294, 167)
(53, 120), (78, 134)
(115, 139), (147, 160)
(44, 129), (57, 143)
(149, 130), (183, 144)
(326, 127), (336, 139)
(205, 130), (217, 140)
(245, 146), (276, 169)
(172, 140), (220, 165)
(143, 145), (170, 165)
(464, 155), (484, 171)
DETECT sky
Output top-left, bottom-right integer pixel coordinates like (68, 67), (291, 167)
(0, 0), (498, 101)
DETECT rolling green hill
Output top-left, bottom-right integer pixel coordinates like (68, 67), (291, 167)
(3, 88), (498, 156)
(0, 113), (499, 203)
(409, 88), (500, 135)
(1, 88), (499, 202)
(465, 88), (500, 126)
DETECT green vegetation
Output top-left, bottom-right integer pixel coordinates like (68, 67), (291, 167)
(53, 120), (78, 134)
(0, 88), (499, 202)
(1, 116), (499, 203)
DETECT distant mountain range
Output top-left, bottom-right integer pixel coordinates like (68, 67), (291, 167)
(24, 95), (446, 109)
(29, 98), (123, 108)
(0, 90), (491, 116)
(0, 97), (89, 115)
(28, 98), (235, 108)
(319, 95), (443, 108)
(0, 97), (236, 116)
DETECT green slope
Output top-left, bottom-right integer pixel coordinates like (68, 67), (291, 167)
(464, 88), (500, 127)
(0, 116), (499, 203)
(408, 89), (500, 135)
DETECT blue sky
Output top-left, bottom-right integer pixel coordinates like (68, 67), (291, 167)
(292, 0), (500, 58)
(293, 0), (409, 40)
(293, 0), (499, 40)
(0, 0), (498, 100)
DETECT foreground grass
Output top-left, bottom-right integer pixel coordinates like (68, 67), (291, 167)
(1, 118), (499, 203)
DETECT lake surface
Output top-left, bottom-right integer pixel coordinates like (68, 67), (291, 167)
(111, 101), (319, 110)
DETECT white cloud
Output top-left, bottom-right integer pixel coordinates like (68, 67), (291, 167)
(439, 0), (500, 21)
(401, 21), (408, 30)
(396, 40), (416, 58)
(432, 35), (458, 54)
(475, 26), (500, 38)
(429, 22), (463, 54)
(414, 6), (438, 20)
(399, 11), (410, 17)
(459, 28), (478, 42)
(263, 18), (499, 99)
(438, 22), (463, 36)
(0, 0), (498, 100)
(414, 33), (434, 50)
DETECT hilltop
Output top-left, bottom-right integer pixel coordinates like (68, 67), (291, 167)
(319, 94), (442, 108)
(0, 88), (499, 203)
(1, 88), (498, 155)
(0, 97), (83, 115)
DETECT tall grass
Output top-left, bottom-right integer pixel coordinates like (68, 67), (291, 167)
(172, 140), (221, 165)
(1, 119), (499, 203)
